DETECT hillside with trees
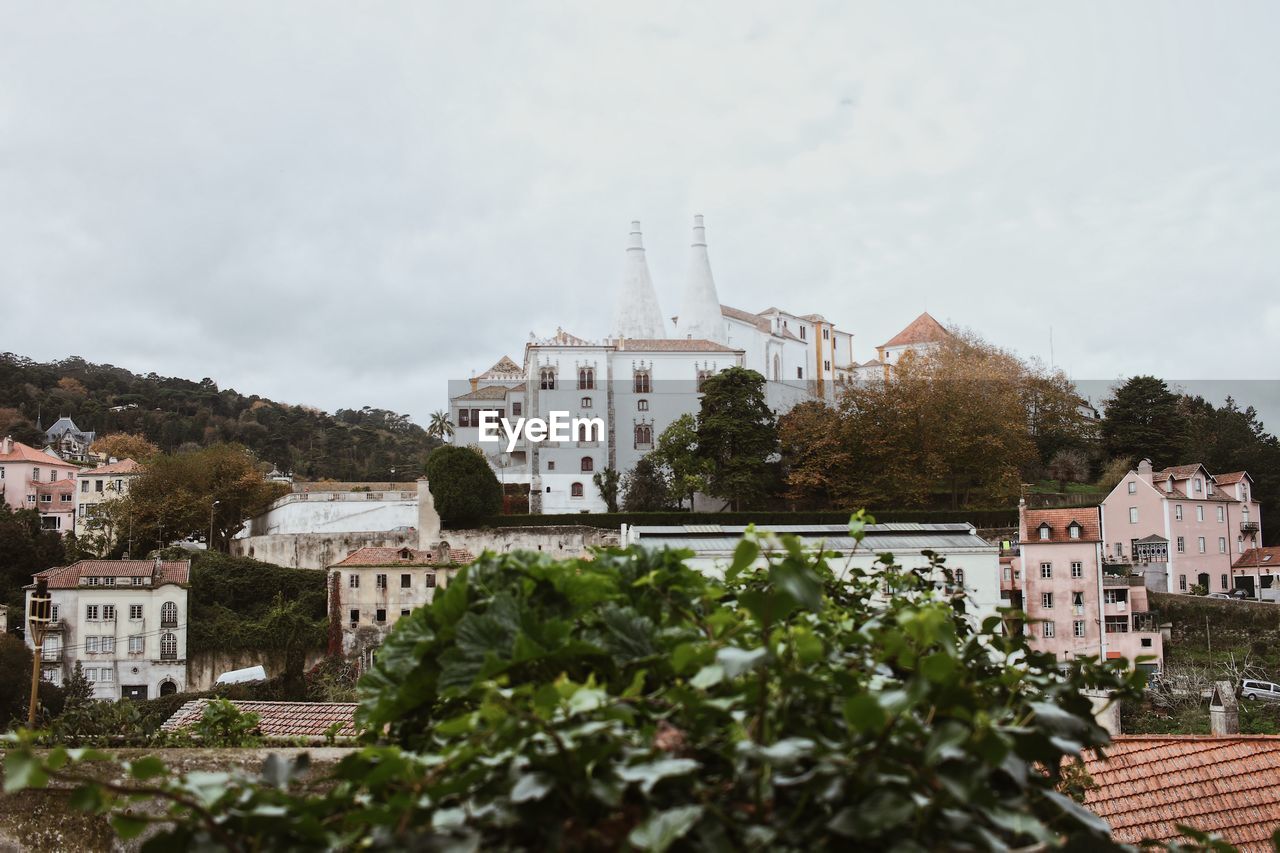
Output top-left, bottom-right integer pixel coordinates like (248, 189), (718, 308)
(0, 353), (441, 481)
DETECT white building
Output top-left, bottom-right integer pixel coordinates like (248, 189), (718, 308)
(74, 458), (142, 546)
(450, 216), (859, 513)
(26, 558), (190, 700)
(620, 522), (1002, 621)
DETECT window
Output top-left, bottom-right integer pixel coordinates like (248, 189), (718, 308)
(101, 636), (115, 653)
(580, 396), (593, 408)
(1129, 507), (1138, 523)
(1068, 522), (1081, 540)
(375, 609), (387, 623)
(129, 636), (143, 654)
(1179, 575), (1187, 591)
(1002, 566), (1011, 582)
(1072, 591), (1084, 610)
(86, 605), (99, 620)
(457, 409), (471, 428)
(824, 360), (831, 371)
(1128, 482), (1137, 494)
(579, 367), (595, 390)
(1071, 561), (1083, 579)
(1042, 622), (1055, 638)
(823, 327), (829, 340)
(1218, 507), (1225, 522)
(1175, 505), (1183, 521)
(1103, 589), (1126, 605)
(32, 468), (39, 482)
(425, 573), (436, 588)
(1198, 537), (1206, 554)
(401, 609), (411, 618)
(1040, 562), (1053, 579)
(132, 577), (144, 588)
(954, 568), (965, 586)
(95, 480), (104, 493)
(60, 493), (71, 503)
(1041, 592), (1054, 609)
(1115, 542), (1123, 556)
(1222, 574), (1229, 590)
(349, 609), (359, 624)
(634, 424), (652, 448)
(349, 574), (360, 589)
(796, 367), (803, 379)
(160, 633), (177, 660)
(86, 576), (99, 587)
(86, 668), (97, 682)
(376, 574), (388, 590)
(571, 482), (584, 498)
(1177, 536), (1185, 553)
(129, 604), (143, 620)
(86, 636), (99, 653)
(512, 402), (522, 417)
(1196, 506), (1204, 522)
(103, 577), (115, 587)
(1074, 621), (1086, 638)
(1105, 616), (1130, 634)
(1141, 637), (1153, 648)
(401, 574), (412, 588)
(50, 605), (58, 621)
(633, 371), (651, 394)
(1239, 536), (1245, 553)
(547, 461), (555, 471)
(539, 368), (556, 390)
(1219, 537), (1227, 554)
(40, 494), (51, 503)
(161, 601), (177, 627)
(580, 457), (593, 472)
(1194, 478), (1202, 493)
(800, 326), (806, 340)
(637, 399), (649, 412)
(1038, 525), (1050, 541)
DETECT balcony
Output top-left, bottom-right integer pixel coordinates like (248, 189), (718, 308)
(1103, 575), (1146, 587)
(41, 648), (61, 662)
(1132, 612), (1159, 632)
(1241, 521), (1260, 535)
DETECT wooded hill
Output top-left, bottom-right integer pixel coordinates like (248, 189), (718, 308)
(0, 353), (441, 481)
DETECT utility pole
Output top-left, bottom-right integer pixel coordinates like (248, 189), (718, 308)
(27, 579), (52, 727)
(209, 499), (221, 553)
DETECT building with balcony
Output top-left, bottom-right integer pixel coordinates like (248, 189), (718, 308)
(0, 436), (81, 533)
(1100, 459), (1263, 595)
(24, 558), (190, 699)
(1010, 503), (1163, 672)
(328, 544), (476, 668)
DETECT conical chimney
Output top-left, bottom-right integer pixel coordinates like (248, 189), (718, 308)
(675, 214), (726, 343)
(610, 221), (667, 340)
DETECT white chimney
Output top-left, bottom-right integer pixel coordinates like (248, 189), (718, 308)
(675, 214), (727, 344)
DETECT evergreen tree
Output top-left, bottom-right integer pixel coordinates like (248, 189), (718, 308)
(1100, 376), (1184, 468)
(694, 367), (778, 510)
(653, 414), (709, 510)
(620, 456), (671, 512)
(591, 467), (621, 513)
(424, 446), (502, 528)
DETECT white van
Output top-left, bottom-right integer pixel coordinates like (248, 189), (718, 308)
(1241, 680), (1280, 701)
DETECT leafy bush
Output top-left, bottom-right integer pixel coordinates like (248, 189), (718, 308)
(5, 519), (1146, 850)
(425, 445), (502, 528)
(191, 699), (261, 747)
(185, 550), (327, 656)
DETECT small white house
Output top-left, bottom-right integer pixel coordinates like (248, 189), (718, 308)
(25, 558), (191, 700)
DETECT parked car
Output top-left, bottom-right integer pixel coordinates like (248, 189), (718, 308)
(1229, 588), (1252, 600)
(1241, 680), (1280, 701)
(1206, 592), (1231, 600)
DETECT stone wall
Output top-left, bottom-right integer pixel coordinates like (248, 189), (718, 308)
(186, 648), (329, 692)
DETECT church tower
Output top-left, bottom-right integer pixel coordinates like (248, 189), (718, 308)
(675, 214), (726, 343)
(610, 221), (667, 340)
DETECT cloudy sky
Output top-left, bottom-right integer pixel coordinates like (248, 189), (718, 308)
(3, 2), (1279, 427)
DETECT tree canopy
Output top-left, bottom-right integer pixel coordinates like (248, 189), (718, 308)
(424, 446), (502, 529)
(694, 367), (778, 510)
(1100, 376), (1184, 469)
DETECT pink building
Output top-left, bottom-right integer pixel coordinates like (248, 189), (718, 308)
(1011, 504), (1163, 672)
(0, 436), (81, 533)
(1099, 460), (1263, 596)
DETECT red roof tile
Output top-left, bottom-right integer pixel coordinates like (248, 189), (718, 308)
(161, 699), (357, 740)
(620, 338), (742, 353)
(0, 440), (80, 467)
(1083, 735), (1280, 851)
(79, 458), (141, 476)
(1214, 471), (1250, 486)
(1023, 508), (1102, 542)
(879, 312), (951, 349)
(33, 559), (190, 588)
(1233, 548), (1280, 570)
(1155, 464), (1210, 480)
(333, 546), (475, 567)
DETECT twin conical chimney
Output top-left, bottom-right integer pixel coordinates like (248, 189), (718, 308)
(610, 221), (667, 340)
(675, 215), (726, 343)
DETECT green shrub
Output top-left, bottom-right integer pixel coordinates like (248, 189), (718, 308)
(425, 445), (502, 528)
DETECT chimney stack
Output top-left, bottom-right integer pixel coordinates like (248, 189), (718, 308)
(610, 220), (667, 340)
(2, 436), (12, 455)
(1137, 458), (1154, 484)
(1210, 681), (1239, 735)
(675, 214), (727, 344)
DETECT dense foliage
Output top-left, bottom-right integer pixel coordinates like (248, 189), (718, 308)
(693, 368), (779, 510)
(0, 353), (441, 480)
(6, 522), (1148, 850)
(425, 445), (503, 529)
(0, 504), (66, 615)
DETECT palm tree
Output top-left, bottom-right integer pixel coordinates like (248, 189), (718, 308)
(427, 410), (454, 443)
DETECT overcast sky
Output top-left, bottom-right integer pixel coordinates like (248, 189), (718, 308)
(3, 2), (1279, 428)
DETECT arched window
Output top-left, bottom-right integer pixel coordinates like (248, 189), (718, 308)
(637, 399), (649, 412)
(634, 371), (651, 394)
(159, 679), (177, 696)
(160, 633), (178, 660)
(539, 368), (556, 390)
(635, 425), (653, 448)
(578, 367), (595, 390)
(571, 482), (584, 498)
(581, 457), (594, 472)
(160, 601), (177, 627)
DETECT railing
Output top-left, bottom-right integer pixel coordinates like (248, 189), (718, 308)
(1103, 575), (1146, 587)
(160, 651), (177, 661)
(1241, 521), (1260, 534)
(41, 649), (61, 662)
(1132, 612), (1159, 632)
(160, 618), (178, 628)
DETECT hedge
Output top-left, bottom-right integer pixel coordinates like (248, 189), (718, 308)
(473, 507), (1020, 531)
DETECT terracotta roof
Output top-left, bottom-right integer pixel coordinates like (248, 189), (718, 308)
(161, 699), (357, 740)
(879, 312), (951, 349)
(79, 458), (141, 476)
(719, 305), (805, 342)
(1214, 471), (1250, 486)
(333, 546), (475, 567)
(477, 356), (522, 379)
(1082, 735), (1280, 851)
(454, 385), (514, 401)
(1233, 548), (1280, 570)
(0, 440), (80, 467)
(621, 338), (743, 353)
(1023, 508), (1102, 543)
(33, 559), (191, 588)
(1156, 464), (1210, 480)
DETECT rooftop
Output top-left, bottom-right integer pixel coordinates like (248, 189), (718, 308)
(1023, 507), (1102, 543)
(879, 312), (951, 349)
(0, 439), (80, 467)
(332, 545), (475, 567)
(161, 699), (358, 741)
(1233, 548), (1280, 570)
(629, 522), (994, 553)
(1083, 735), (1280, 851)
(33, 559), (191, 589)
(80, 458), (142, 476)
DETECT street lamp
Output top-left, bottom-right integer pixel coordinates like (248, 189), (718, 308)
(209, 500), (221, 553)
(27, 579), (52, 726)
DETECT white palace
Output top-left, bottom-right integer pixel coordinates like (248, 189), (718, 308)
(449, 216), (937, 514)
